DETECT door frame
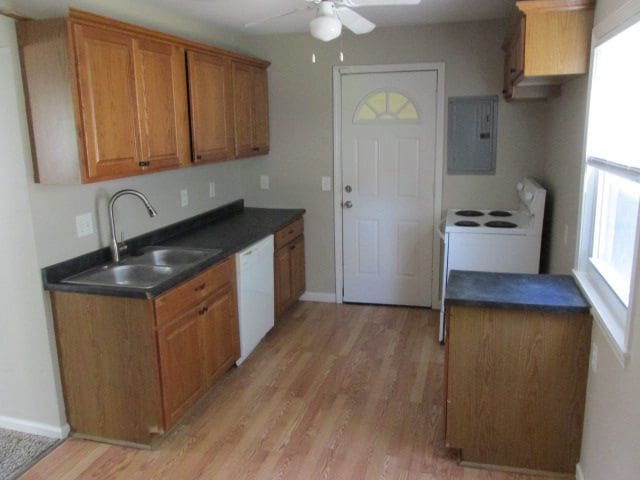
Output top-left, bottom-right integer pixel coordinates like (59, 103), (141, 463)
(332, 63), (445, 305)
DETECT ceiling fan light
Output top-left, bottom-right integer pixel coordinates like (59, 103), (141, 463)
(310, 15), (342, 42)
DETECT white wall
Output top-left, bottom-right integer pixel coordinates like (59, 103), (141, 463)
(541, 1), (640, 478)
(238, 21), (548, 294)
(541, 77), (588, 275)
(0, 16), (66, 437)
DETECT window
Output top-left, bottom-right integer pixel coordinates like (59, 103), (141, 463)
(576, 18), (640, 359)
(353, 90), (419, 123)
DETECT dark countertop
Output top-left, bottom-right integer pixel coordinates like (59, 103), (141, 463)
(444, 270), (590, 313)
(43, 200), (305, 299)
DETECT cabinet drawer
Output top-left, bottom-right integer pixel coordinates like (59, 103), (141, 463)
(155, 256), (235, 328)
(275, 217), (303, 250)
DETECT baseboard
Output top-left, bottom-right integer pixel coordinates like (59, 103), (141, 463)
(300, 291), (337, 303)
(575, 463), (584, 480)
(0, 415), (70, 439)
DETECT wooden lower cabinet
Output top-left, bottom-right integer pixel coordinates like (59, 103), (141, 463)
(274, 218), (305, 318)
(444, 305), (591, 475)
(199, 284), (240, 389)
(51, 256), (240, 446)
(157, 306), (204, 428)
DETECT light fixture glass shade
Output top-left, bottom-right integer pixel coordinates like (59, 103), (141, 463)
(309, 15), (342, 42)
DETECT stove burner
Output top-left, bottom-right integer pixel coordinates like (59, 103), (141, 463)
(489, 210), (512, 217)
(485, 220), (518, 228)
(455, 210), (483, 217)
(455, 220), (480, 227)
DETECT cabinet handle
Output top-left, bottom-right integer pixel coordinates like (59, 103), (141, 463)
(502, 89), (507, 94)
(288, 229), (294, 234)
(510, 68), (516, 73)
(195, 155), (202, 160)
(289, 244), (296, 250)
(198, 306), (208, 315)
(138, 161), (150, 167)
(252, 147), (260, 151)
(194, 283), (206, 292)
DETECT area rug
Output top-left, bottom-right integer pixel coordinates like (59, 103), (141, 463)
(0, 428), (60, 480)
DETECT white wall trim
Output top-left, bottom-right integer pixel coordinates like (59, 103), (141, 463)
(0, 415), (70, 439)
(332, 62), (446, 306)
(300, 291), (337, 303)
(592, 0), (640, 42)
(576, 462), (585, 480)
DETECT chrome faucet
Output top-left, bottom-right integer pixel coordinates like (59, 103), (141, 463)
(108, 189), (157, 263)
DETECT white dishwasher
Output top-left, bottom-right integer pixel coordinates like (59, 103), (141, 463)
(235, 235), (274, 365)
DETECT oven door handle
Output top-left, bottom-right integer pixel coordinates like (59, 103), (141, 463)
(437, 219), (446, 240)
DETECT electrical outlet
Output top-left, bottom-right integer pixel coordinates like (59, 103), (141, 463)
(180, 189), (189, 207)
(590, 342), (598, 373)
(321, 176), (332, 192)
(209, 181), (216, 198)
(75, 212), (94, 238)
(260, 175), (270, 190)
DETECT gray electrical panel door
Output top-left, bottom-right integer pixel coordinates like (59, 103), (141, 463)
(447, 96), (498, 175)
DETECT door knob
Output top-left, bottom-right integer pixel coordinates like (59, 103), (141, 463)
(343, 200), (353, 208)
(345, 185), (352, 193)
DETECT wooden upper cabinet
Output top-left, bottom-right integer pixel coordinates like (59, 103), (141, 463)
(253, 67), (269, 152)
(17, 9), (269, 183)
(233, 62), (269, 158)
(73, 23), (143, 180)
(187, 50), (234, 164)
(502, 0), (594, 101)
(133, 38), (190, 172)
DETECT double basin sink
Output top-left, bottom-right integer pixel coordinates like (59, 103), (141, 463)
(63, 246), (222, 289)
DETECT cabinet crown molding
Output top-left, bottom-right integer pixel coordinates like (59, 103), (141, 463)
(68, 8), (270, 69)
(516, 0), (595, 14)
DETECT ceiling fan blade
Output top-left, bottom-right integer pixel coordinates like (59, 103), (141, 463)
(336, 6), (375, 34)
(244, 5), (314, 28)
(340, 0), (422, 6)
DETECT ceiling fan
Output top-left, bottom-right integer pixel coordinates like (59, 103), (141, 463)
(245, 0), (422, 42)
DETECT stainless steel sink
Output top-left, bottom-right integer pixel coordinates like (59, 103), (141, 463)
(62, 246), (222, 289)
(123, 246), (222, 267)
(63, 264), (177, 289)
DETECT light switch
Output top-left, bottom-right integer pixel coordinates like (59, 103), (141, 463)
(75, 212), (94, 238)
(260, 175), (270, 190)
(321, 176), (332, 192)
(180, 189), (189, 207)
(209, 181), (216, 198)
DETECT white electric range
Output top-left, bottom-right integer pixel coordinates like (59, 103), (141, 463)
(438, 178), (547, 342)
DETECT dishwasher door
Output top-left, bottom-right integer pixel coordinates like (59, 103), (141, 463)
(235, 234), (274, 365)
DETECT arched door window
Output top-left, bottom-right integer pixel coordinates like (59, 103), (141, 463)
(353, 90), (420, 123)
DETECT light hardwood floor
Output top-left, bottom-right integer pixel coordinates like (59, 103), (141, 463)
(23, 302), (558, 479)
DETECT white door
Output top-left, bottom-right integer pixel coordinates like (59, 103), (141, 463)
(341, 70), (438, 306)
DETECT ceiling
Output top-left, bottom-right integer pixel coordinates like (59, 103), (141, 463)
(2, 0), (514, 36)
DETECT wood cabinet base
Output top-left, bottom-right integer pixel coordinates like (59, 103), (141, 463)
(274, 217), (305, 319)
(50, 257), (239, 447)
(445, 306), (591, 475)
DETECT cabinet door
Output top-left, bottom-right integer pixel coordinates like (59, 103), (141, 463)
(290, 235), (305, 299)
(508, 16), (525, 81)
(253, 67), (269, 154)
(73, 23), (142, 180)
(232, 62), (255, 158)
(133, 38), (190, 171)
(200, 285), (240, 388)
(157, 307), (203, 428)
(275, 246), (293, 318)
(187, 51), (234, 163)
